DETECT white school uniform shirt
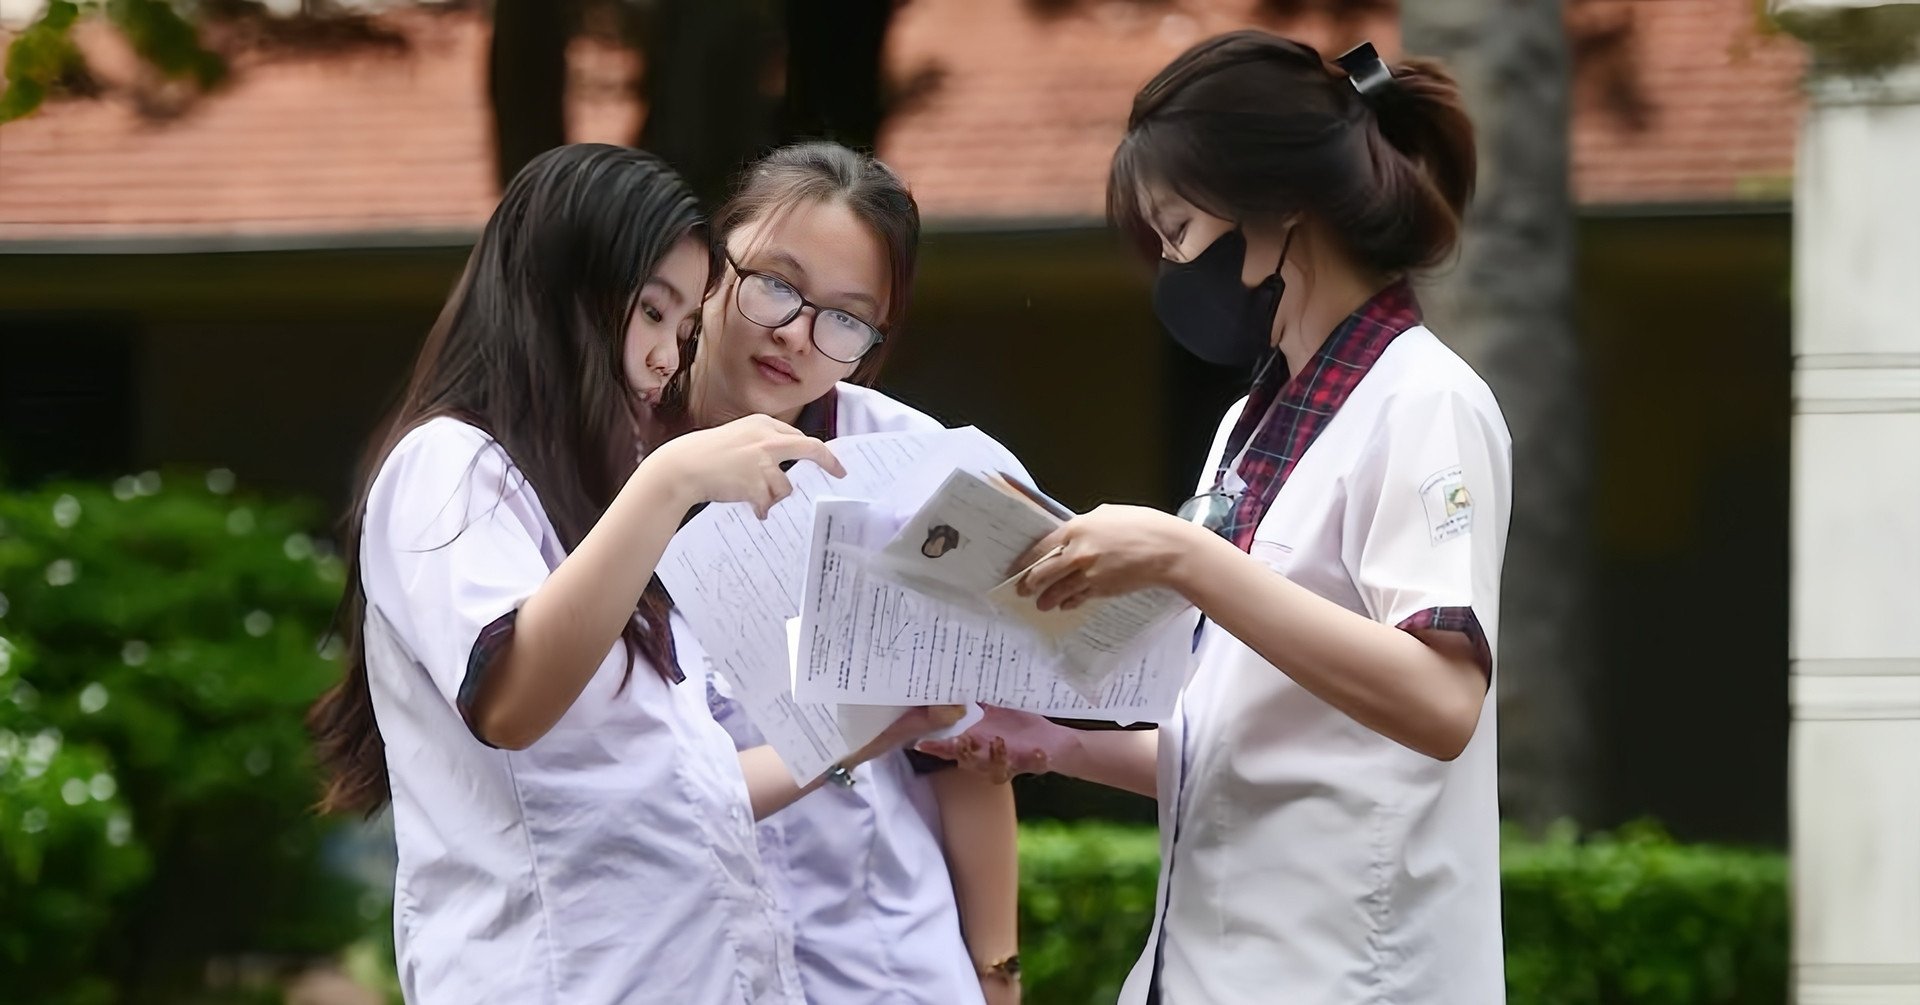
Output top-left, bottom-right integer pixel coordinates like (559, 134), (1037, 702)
(700, 382), (987, 1005)
(360, 417), (803, 1005)
(1118, 327), (1512, 1005)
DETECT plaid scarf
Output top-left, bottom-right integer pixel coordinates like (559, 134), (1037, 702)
(1210, 280), (1422, 553)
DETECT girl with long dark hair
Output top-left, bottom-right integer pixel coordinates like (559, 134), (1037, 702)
(308, 143), (944, 1004)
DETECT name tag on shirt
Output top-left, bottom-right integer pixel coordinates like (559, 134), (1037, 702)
(1419, 466), (1473, 545)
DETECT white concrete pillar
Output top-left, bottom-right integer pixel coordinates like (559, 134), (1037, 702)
(1773, 3), (1920, 1002)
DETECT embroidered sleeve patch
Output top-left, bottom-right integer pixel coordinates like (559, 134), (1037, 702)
(1418, 465), (1473, 545)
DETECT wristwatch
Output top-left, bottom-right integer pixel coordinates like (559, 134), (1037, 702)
(979, 954), (1020, 983)
(823, 763), (857, 789)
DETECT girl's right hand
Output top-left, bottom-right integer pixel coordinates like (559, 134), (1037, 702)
(848, 704), (969, 767)
(645, 414), (847, 518)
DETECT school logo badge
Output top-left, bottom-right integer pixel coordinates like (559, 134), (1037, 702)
(1419, 466), (1473, 545)
(1445, 482), (1472, 517)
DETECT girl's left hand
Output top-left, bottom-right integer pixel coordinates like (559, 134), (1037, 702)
(1012, 504), (1201, 612)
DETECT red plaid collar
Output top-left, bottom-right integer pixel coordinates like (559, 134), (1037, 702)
(1209, 280), (1422, 552)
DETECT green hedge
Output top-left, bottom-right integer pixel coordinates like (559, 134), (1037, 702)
(1018, 821), (1788, 1005)
(340, 819), (1789, 1004)
(0, 472), (363, 1004)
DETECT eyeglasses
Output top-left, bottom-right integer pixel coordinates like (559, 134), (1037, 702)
(725, 255), (886, 364)
(1176, 488), (1239, 536)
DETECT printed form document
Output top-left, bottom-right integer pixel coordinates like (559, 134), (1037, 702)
(658, 427), (1196, 783)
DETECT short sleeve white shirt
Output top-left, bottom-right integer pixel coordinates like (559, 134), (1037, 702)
(360, 417), (802, 1004)
(700, 383), (986, 1005)
(1120, 328), (1513, 1005)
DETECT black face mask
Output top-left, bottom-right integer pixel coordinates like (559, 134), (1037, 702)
(1152, 228), (1288, 369)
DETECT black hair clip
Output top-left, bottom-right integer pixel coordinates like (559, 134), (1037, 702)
(1334, 41), (1394, 102)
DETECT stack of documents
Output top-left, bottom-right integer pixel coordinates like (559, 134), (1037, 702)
(658, 427), (1197, 783)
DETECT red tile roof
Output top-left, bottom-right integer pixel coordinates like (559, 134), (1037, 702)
(0, 0), (1803, 240)
(1568, 0), (1803, 204)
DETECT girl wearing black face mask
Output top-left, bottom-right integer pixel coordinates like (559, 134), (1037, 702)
(1151, 224), (1296, 369)
(916, 32), (1514, 1005)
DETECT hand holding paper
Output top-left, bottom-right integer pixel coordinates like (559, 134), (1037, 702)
(869, 469), (1191, 667)
(1004, 503), (1205, 616)
(841, 703), (980, 770)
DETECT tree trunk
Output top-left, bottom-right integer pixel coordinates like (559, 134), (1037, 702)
(1399, 0), (1595, 827)
(632, 0), (783, 205)
(781, 0), (894, 150)
(489, 0), (572, 190)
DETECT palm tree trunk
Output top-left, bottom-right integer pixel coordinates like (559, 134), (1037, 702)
(781, 0), (894, 150)
(488, 0), (572, 189)
(1400, 0), (1595, 827)
(632, 0), (783, 205)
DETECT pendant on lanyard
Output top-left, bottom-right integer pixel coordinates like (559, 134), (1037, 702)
(1176, 346), (1285, 539)
(1172, 347), (1288, 653)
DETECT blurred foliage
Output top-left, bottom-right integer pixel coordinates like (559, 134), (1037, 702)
(1501, 820), (1789, 1005)
(1017, 821), (1161, 1003)
(1, 0), (222, 122)
(0, 470), (365, 1003)
(347, 817), (1789, 1003)
(340, 887), (403, 1005)
(0, 639), (148, 1005)
(0, 0), (895, 200)
(0, 0), (416, 124)
(0, 1), (88, 122)
(1019, 820), (1788, 1005)
(104, 0), (225, 87)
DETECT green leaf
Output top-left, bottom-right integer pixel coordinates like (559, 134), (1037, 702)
(0, 1), (88, 124)
(105, 0), (225, 88)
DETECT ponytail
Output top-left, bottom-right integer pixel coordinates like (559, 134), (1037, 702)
(1337, 54), (1478, 273)
(1368, 58), (1476, 221)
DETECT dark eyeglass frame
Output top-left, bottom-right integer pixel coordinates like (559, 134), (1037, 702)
(724, 254), (886, 364)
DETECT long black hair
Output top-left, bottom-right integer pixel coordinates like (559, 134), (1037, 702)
(309, 143), (718, 815)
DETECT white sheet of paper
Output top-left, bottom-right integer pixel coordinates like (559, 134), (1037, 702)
(871, 470), (1059, 608)
(876, 469), (1192, 683)
(659, 427), (1027, 783)
(781, 618), (983, 758)
(795, 495), (1196, 719)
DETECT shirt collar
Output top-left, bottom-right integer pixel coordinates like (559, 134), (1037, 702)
(1212, 279), (1423, 551)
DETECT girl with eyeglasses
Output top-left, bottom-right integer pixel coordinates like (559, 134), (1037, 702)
(308, 144), (954, 1005)
(920, 32), (1513, 1004)
(643, 142), (1022, 1005)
